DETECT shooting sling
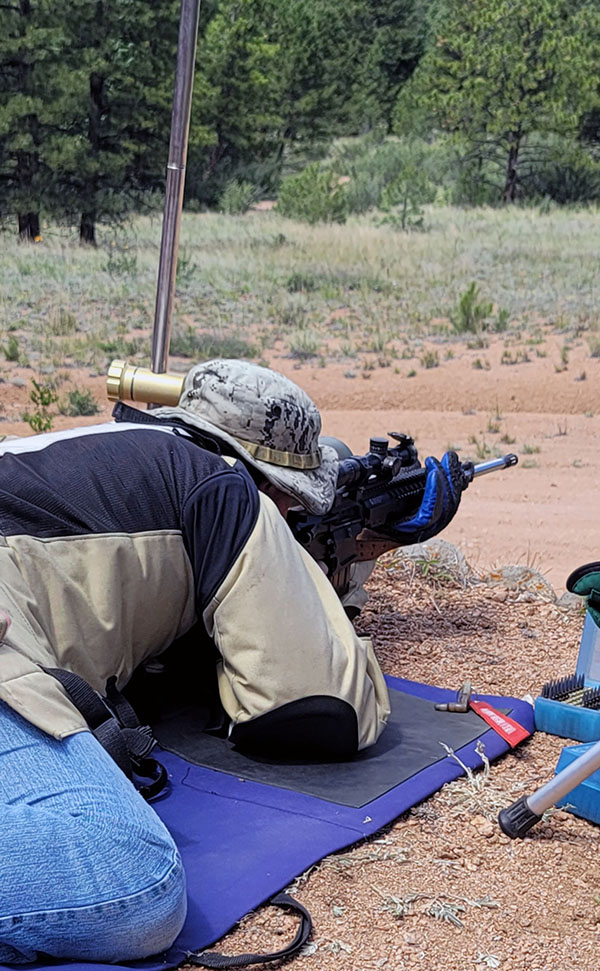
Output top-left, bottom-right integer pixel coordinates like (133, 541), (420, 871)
(45, 668), (167, 800)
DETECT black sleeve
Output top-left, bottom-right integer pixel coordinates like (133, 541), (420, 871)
(181, 468), (260, 612)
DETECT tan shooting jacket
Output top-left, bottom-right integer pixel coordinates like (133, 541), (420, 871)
(0, 415), (390, 752)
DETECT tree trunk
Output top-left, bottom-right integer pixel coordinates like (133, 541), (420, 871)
(17, 211), (40, 241)
(503, 136), (521, 203)
(16, 3), (40, 241)
(79, 68), (104, 245)
(79, 211), (97, 245)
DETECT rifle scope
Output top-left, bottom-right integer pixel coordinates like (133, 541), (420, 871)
(107, 360), (184, 406)
(336, 449), (518, 491)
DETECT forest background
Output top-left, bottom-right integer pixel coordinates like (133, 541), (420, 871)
(3, 0), (600, 242)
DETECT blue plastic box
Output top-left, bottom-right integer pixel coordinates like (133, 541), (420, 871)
(556, 742), (600, 825)
(534, 612), (600, 741)
(534, 696), (600, 741)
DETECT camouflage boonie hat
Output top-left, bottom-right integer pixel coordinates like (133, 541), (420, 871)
(154, 359), (338, 515)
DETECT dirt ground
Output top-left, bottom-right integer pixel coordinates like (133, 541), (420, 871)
(1, 331), (599, 970)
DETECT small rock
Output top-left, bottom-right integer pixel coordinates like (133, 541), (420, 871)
(474, 816), (495, 837)
(10, 378), (26, 387)
(556, 591), (585, 610)
(404, 933), (418, 945)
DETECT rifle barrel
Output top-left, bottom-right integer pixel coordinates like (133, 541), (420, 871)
(470, 453), (518, 479)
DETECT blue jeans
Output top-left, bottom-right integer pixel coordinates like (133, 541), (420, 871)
(0, 702), (187, 963)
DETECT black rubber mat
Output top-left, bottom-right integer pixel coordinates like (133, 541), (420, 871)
(153, 688), (494, 808)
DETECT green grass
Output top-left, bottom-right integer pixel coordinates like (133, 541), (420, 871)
(1, 205), (600, 373)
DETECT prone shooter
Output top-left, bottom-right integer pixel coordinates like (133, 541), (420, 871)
(107, 360), (518, 603)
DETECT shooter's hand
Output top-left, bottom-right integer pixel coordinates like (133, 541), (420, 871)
(387, 451), (465, 545)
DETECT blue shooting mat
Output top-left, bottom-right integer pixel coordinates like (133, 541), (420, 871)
(2, 676), (534, 971)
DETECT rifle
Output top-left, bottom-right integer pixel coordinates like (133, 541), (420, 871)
(288, 434), (518, 598)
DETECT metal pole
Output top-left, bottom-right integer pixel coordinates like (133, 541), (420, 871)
(151, 0), (201, 376)
(527, 739), (600, 814)
(499, 738), (600, 838)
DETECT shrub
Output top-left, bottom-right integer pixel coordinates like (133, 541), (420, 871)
(98, 337), (144, 358)
(286, 271), (319, 293)
(48, 308), (77, 336)
(587, 335), (600, 358)
(217, 179), (258, 215)
(520, 134), (600, 204)
(277, 164), (347, 225)
(329, 132), (415, 214)
(420, 349), (439, 369)
(330, 133), (456, 214)
(3, 335), (20, 361)
(60, 388), (100, 417)
(105, 243), (137, 278)
(494, 308), (510, 332)
(22, 379), (58, 433)
(170, 327), (256, 360)
(176, 249), (197, 287)
(450, 283), (493, 334)
(287, 329), (321, 360)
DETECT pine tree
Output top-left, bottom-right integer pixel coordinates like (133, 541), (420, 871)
(44, 0), (181, 244)
(395, 0), (600, 201)
(274, 0), (369, 145)
(349, 0), (429, 131)
(186, 0), (282, 202)
(0, 0), (61, 239)
(270, 0), (427, 156)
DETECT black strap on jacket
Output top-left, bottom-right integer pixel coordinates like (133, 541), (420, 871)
(112, 401), (232, 456)
(45, 668), (168, 801)
(187, 892), (313, 968)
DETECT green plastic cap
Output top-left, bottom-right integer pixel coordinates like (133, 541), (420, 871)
(566, 562), (600, 627)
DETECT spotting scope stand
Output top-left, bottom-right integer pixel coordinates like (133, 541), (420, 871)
(498, 738), (600, 838)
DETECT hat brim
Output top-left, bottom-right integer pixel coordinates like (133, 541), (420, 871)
(153, 405), (339, 516)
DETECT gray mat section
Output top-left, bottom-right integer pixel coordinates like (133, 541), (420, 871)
(153, 690), (491, 808)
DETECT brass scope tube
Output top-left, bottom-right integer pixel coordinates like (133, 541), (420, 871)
(107, 360), (184, 407)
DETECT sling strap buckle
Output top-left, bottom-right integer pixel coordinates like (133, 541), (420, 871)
(45, 667), (168, 801)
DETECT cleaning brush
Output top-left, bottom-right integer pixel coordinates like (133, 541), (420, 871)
(540, 673), (585, 705)
(582, 686), (600, 710)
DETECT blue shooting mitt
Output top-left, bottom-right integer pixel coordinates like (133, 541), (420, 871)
(387, 451), (465, 545)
